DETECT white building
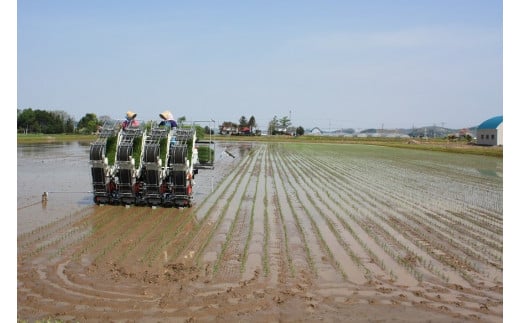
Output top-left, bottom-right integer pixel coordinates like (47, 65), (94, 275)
(476, 116), (503, 146)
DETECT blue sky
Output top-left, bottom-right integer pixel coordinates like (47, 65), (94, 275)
(16, 0), (504, 130)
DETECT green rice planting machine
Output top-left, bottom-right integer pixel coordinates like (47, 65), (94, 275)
(89, 120), (214, 207)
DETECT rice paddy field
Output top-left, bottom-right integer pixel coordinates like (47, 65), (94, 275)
(17, 141), (503, 322)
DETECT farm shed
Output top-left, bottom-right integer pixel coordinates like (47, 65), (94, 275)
(476, 115), (503, 146)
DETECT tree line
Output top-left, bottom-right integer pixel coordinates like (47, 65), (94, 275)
(17, 108), (112, 134)
(17, 108), (215, 139)
(268, 115), (304, 136)
(219, 115), (304, 136)
(18, 108), (303, 136)
(17, 108), (76, 134)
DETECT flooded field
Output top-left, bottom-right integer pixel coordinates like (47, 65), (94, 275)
(18, 142), (93, 234)
(17, 141), (250, 234)
(17, 141), (503, 322)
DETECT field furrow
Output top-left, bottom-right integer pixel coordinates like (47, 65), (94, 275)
(198, 145), (261, 280)
(281, 150), (417, 285)
(241, 146), (268, 281)
(263, 145), (289, 284)
(177, 145), (256, 269)
(271, 144), (344, 282)
(278, 147), (369, 283)
(290, 145), (502, 286)
(268, 144), (314, 278)
(211, 150), (261, 282)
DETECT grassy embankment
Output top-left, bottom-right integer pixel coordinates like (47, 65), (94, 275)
(17, 133), (502, 158)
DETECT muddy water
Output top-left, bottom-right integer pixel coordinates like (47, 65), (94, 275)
(17, 140), (254, 235)
(17, 142), (93, 235)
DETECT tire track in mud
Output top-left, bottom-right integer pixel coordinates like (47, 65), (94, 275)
(18, 209), (164, 320)
(19, 204), (212, 322)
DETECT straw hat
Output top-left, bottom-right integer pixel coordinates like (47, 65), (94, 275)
(159, 110), (172, 120)
(126, 111), (137, 119)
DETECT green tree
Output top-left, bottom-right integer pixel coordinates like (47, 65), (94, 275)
(248, 116), (257, 132)
(65, 117), (75, 133)
(51, 110), (75, 134)
(17, 108), (73, 134)
(279, 116), (291, 131)
(296, 126), (305, 136)
(239, 116), (248, 128)
(77, 113), (100, 134)
(17, 108), (37, 133)
(268, 116), (278, 135)
(204, 125), (214, 135)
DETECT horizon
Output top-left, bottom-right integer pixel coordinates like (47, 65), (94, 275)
(16, 106), (501, 133)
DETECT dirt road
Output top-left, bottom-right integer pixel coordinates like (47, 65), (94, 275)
(17, 142), (502, 322)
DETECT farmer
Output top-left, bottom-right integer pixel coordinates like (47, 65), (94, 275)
(159, 110), (178, 128)
(122, 110), (139, 130)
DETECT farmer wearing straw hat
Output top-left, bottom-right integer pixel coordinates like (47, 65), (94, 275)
(159, 110), (178, 128)
(122, 110), (139, 130)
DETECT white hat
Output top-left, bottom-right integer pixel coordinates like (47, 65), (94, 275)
(159, 110), (172, 120)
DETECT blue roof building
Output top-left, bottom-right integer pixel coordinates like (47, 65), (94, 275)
(476, 116), (503, 146)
